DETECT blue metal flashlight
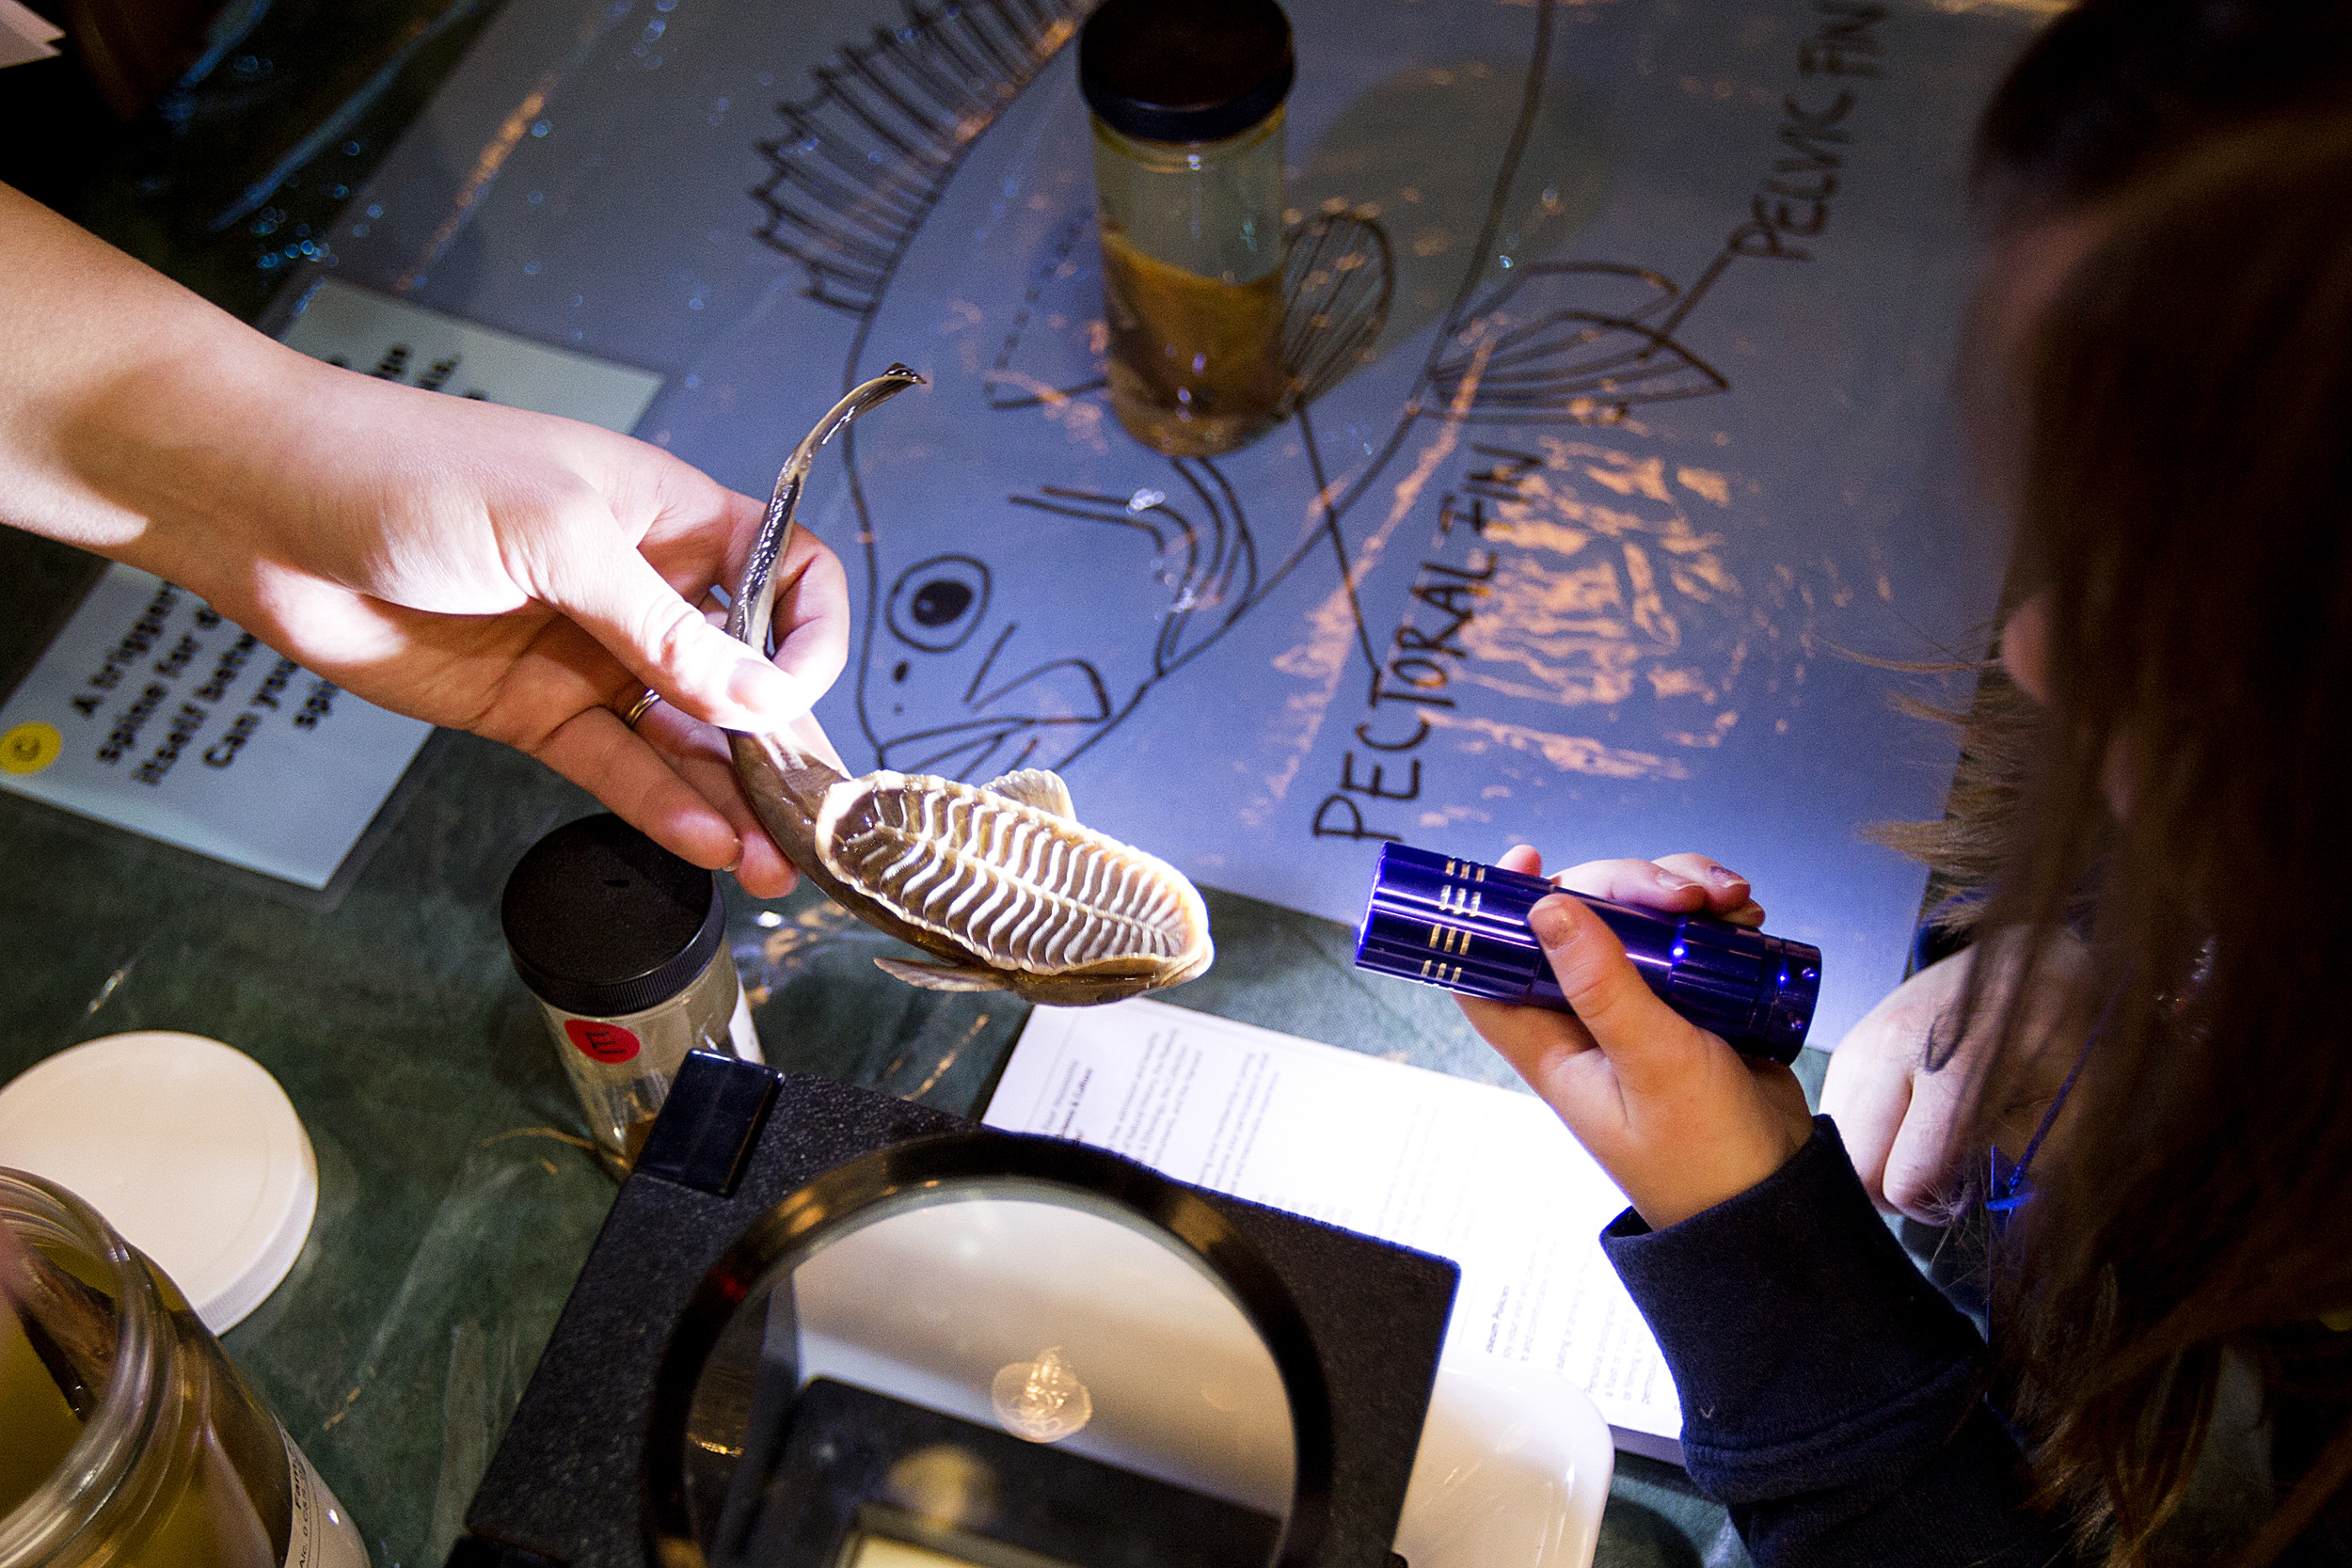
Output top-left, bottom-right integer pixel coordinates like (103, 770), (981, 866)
(1352, 844), (1821, 1064)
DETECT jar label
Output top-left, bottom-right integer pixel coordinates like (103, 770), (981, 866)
(564, 1018), (642, 1064)
(283, 1433), (372, 1568)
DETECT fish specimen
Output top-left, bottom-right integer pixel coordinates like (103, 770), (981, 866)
(725, 368), (1214, 1006)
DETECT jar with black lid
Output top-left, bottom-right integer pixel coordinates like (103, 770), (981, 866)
(500, 815), (761, 1177)
(1079, 0), (1295, 456)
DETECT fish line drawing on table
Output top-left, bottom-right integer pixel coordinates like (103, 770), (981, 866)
(749, 0), (1760, 787)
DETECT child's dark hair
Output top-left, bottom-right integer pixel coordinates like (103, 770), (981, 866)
(1963, 114), (2352, 1564)
(1881, 3), (2352, 917)
(1867, 7), (2352, 1560)
(1974, 0), (2352, 223)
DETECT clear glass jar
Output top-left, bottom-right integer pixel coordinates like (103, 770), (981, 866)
(501, 814), (763, 1177)
(1081, 0), (1295, 456)
(0, 1168), (368, 1568)
(528, 944), (758, 1176)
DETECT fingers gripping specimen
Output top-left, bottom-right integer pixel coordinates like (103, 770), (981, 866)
(814, 770), (1210, 980)
(725, 365), (1209, 1004)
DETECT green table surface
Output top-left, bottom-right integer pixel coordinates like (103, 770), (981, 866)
(0, 6), (1841, 1559)
(0, 522), (1824, 1566)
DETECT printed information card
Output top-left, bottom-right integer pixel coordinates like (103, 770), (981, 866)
(0, 568), (432, 888)
(0, 279), (664, 887)
(276, 277), (665, 431)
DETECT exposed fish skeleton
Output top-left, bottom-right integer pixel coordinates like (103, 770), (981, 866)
(724, 368), (1214, 1005)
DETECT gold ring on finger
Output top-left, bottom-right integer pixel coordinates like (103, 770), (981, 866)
(619, 688), (661, 729)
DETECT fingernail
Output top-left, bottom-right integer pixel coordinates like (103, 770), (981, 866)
(1654, 868), (1699, 893)
(1706, 865), (1748, 889)
(1529, 895), (1575, 948)
(728, 657), (801, 716)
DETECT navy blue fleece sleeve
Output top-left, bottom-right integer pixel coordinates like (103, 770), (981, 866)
(1599, 1117), (2077, 1566)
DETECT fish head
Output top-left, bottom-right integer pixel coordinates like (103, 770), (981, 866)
(819, 64), (1261, 780)
(853, 464), (1235, 779)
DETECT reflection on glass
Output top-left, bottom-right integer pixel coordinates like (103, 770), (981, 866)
(679, 1180), (1295, 1568)
(843, 1505), (1083, 1568)
(990, 1348), (1092, 1443)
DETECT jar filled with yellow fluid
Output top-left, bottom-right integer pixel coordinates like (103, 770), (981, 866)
(1079, 0), (1294, 457)
(0, 1168), (367, 1567)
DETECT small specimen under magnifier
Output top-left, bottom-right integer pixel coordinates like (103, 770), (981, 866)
(990, 1347), (1093, 1443)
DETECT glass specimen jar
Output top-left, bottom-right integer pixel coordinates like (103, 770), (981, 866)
(0, 1167), (368, 1567)
(501, 814), (762, 1177)
(1079, 0), (1295, 456)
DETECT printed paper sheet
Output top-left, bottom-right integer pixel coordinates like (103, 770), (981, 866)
(985, 998), (1684, 1456)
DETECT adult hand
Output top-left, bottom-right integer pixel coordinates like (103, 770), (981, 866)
(158, 356), (846, 897)
(1458, 847), (1814, 1229)
(1, 182), (836, 895)
(1821, 929), (2090, 1221)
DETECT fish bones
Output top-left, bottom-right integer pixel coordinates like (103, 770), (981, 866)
(819, 767), (1210, 999)
(727, 367), (1215, 1006)
(734, 732), (1213, 1005)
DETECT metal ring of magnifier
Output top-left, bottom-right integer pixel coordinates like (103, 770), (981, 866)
(644, 1130), (1338, 1568)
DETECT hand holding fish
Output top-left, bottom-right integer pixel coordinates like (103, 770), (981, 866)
(183, 369), (849, 897)
(0, 182), (835, 894)
(723, 368), (1216, 1003)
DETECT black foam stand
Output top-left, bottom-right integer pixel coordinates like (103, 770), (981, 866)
(456, 1053), (1457, 1568)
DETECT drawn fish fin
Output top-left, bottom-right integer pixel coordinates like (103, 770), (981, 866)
(984, 768), (1076, 818)
(1282, 211), (1394, 408)
(753, 0), (1087, 318)
(1433, 261), (1730, 422)
(874, 956), (1012, 992)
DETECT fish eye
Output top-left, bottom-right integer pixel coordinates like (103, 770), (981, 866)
(914, 580), (971, 625)
(887, 554), (991, 652)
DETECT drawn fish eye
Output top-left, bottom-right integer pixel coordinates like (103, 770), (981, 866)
(913, 579), (973, 626)
(888, 554), (992, 652)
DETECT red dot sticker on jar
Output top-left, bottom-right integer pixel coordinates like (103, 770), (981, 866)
(564, 1019), (641, 1064)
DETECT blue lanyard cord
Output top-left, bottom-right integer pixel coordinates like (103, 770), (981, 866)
(1985, 987), (2122, 1215)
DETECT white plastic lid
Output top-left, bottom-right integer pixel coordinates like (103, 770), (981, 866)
(0, 1031), (318, 1334)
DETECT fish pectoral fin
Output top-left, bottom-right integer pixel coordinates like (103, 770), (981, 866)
(983, 768), (1075, 818)
(874, 956), (1013, 992)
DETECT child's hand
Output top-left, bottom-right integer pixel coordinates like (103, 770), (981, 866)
(1459, 846), (1814, 1228)
(1823, 928), (2093, 1220)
